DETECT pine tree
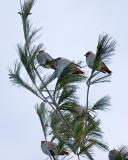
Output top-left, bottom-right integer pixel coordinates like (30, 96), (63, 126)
(9, 0), (119, 159)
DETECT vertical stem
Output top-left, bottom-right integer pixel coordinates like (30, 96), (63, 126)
(34, 67), (74, 137)
(77, 154), (80, 160)
(37, 111), (47, 140)
(85, 71), (94, 127)
(86, 84), (90, 112)
(29, 74), (56, 111)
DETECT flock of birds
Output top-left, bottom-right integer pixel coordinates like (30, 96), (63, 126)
(36, 50), (112, 159)
(36, 50), (111, 78)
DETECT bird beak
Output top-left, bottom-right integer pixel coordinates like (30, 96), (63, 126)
(39, 50), (44, 53)
(50, 64), (56, 69)
(47, 61), (56, 69)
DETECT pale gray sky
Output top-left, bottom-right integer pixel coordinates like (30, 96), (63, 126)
(0, 0), (128, 160)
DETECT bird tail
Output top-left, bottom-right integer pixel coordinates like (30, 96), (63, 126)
(52, 155), (56, 160)
(103, 67), (112, 75)
(60, 150), (69, 155)
(99, 64), (112, 75)
(73, 68), (84, 75)
(107, 69), (112, 75)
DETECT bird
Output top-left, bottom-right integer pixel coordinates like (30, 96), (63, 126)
(41, 140), (69, 160)
(109, 147), (128, 160)
(85, 51), (112, 74)
(36, 50), (56, 69)
(53, 57), (84, 78)
(108, 149), (119, 160)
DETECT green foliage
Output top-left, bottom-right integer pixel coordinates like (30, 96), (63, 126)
(91, 96), (111, 112)
(9, 61), (38, 96)
(39, 73), (56, 92)
(116, 146), (128, 160)
(55, 63), (85, 91)
(36, 102), (49, 139)
(86, 34), (116, 86)
(9, 0), (118, 160)
(19, 0), (35, 16)
(94, 34), (116, 70)
(109, 146), (128, 160)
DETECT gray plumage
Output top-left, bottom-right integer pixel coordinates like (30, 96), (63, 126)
(36, 50), (53, 68)
(54, 57), (72, 77)
(109, 149), (118, 160)
(41, 141), (57, 157)
(41, 140), (69, 159)
(85, 51), (112, 74)
(53, 57), (83, 77)
(85, 51), (96, 69)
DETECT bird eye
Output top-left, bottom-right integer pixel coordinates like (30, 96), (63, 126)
(85, 52), (89, 57)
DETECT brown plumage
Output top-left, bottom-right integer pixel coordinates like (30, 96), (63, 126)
(59, 150), (69, 155)
(73, 67), (84, 75)
(98, 62), (112, 74)
(85, 51), (112, 75)
(53, 57), (84, 77)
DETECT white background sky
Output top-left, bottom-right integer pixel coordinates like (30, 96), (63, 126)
(0, 0), (128, 160)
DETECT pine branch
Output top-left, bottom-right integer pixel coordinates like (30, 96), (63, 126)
(9, 61), (38, 97)
(9, 0), (117, 159)
(55, 63), (85, 91)
(109, 146), (128, 160)
(36, 102), (49, 140)
(85, 33), (115, 126)
(39, 72), (56, 92)
(18, 0), (35, 42)
(58, 85), (77, 105)
(90, 73), (111, 85)
(118, 146), (128, 159)
(19, 0), (76, 138)
(91, 95), (111, 112)
(34, 66), (75, 138)
(93, 33), (116, 70)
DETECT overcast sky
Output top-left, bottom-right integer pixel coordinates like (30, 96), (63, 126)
(0, 0), (128, 160)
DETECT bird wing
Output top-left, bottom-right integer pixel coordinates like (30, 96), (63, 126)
(98, 62), (112, 74)
(47, 142), (57, 154)
(55, 58), (72, 77)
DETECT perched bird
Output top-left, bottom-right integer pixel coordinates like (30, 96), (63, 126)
(85, 51), (112, 74)
(41, 140), (69, 160)
(108, 149), (119, 160)
(36, 50), (55, 69)
(53, 57), (84, 77)
(109, 147), (128, 160)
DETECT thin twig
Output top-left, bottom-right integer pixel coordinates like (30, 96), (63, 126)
(90, 74), (110, 85)
(19, 2), (54, 160)
(86, 71), (94, 113)
(78, 154), (81, 160)
(84, 70), (94, 131)
(31, 77), (56, 111)
(34, 67), (74, 137)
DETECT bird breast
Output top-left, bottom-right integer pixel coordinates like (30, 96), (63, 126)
(41, 142), (52, 156)
(56, 58), (72, 77)
(86, 54), (95, 68)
